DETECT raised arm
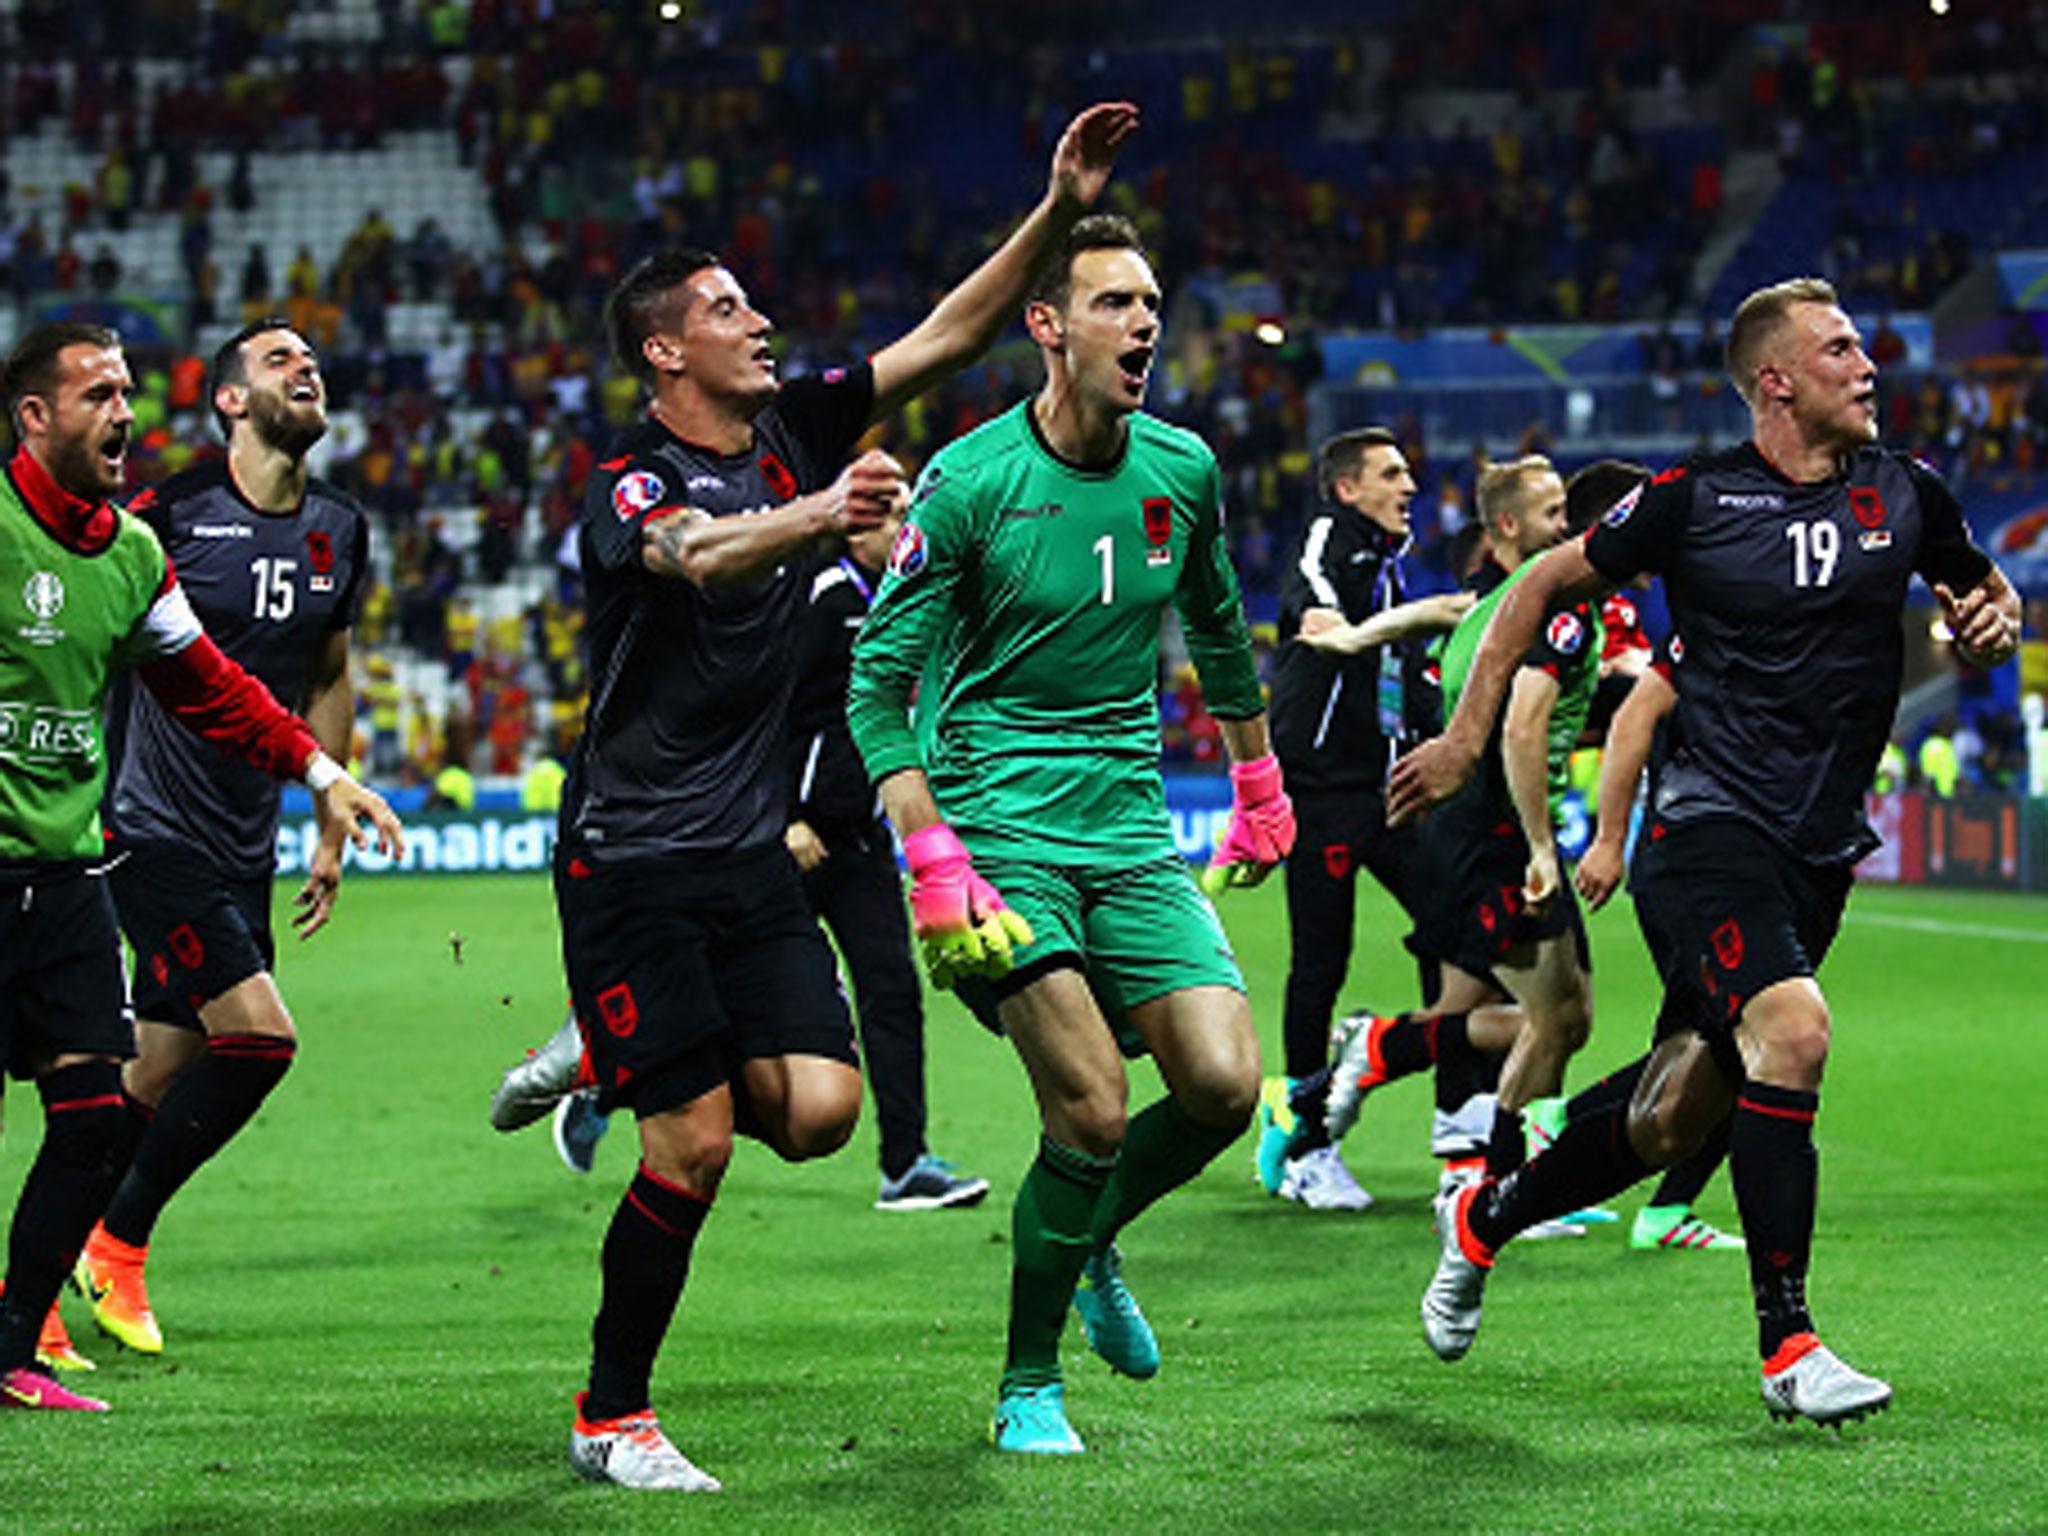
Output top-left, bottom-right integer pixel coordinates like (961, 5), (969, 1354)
(641, 450), (903, 590)
(1298, 590), (1476, 655)
(867, 102), (1138, 420)
(1574, 665), (1676, 911)
(1386, 539), (1613, 824)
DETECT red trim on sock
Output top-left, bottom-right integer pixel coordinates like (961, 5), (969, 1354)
(1455, 1181), (1496, 1269)
(47, 1094), (124, 1114)
(1737, 1096), (1816, 1124)
(625, 1189), (683, 1237)
(1762, 1330), (1822, 1375)
(635, 1161), (712, 1207)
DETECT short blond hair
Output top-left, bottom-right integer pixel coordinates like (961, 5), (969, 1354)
(1727, 276), (1839, 407)
(1475, 454), (1556, 536)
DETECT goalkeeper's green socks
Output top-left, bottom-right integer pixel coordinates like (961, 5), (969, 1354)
(1091, 1094), (1240, 1250)
(1001, 1137), (1114, 1394)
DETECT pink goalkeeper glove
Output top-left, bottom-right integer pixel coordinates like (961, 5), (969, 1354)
(1200, 753), (1296, 894)
(903, 824), (1035, 987)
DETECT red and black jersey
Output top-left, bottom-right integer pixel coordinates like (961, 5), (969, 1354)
(106, 463), (369, 877)
(1583, 441), (1990, 864)
(563, 364), (874, 860)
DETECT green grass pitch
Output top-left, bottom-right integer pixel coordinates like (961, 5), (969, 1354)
(4, 872), (2045, 1533)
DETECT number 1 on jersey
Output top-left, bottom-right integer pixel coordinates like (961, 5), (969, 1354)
(1093, 533), (1114, 605)
(251, 556), (297, 620)
(1785, 519), (1838, 589)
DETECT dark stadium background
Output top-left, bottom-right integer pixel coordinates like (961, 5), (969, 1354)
(2, 0), (2043, 885)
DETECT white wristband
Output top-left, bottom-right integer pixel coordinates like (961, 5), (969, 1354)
(304, 751), (347, 792)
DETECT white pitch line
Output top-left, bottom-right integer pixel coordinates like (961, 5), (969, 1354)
(1846, 912), (2048, 944)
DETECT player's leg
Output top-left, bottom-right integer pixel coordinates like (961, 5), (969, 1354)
(81, 974), (292, 1359)
(1359, 817), (1499, 1169)
(82, 858), (289, 1354)
(1106, 981), (1258, 1245)
(1484, 922), (1593, 1178)
(556, 852), (756, 1490)
(0, 875), (129, 1410)
(715, 867), (864, 1166)
(994, 964), (1127, 1452)
(811, 835), (985, 1210)
(1730, 974), (1883, 1421)
(1322, 963), (1520, 1141)
(570, 1072), (727, 1493)
(1268, 789), (1359, 1186)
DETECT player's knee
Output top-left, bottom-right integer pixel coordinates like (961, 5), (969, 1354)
(1058, 1093), (1128, 1160)
(36, 1059), (128, 1176)
(123, 1055), (180, 1108)
(1175, 1057), (1259, 1130)
(1744, 992), (1831, 1089)
(781, 1097), (859, 1161)
(1629, 1095), (1705, 1168)
(646, 1125), (733, 1196)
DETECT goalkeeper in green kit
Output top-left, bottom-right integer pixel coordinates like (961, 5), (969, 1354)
(847, 214), (1294, 1455)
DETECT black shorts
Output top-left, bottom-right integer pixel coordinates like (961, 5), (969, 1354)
(1405, 798), (1590, 982)
(109, 841), (275, 1031)
(0, 870), (134, 1078)
(555, 842), (857, 1118)
(1630, 816), (1853, 1039)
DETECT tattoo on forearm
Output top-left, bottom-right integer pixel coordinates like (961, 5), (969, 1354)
(644, 509), (707, 574)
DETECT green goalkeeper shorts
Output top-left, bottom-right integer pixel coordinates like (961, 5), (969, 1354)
(973, 852), (1245, 1032)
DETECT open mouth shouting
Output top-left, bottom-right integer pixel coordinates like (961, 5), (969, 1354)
(1117, 343), (1154, 400)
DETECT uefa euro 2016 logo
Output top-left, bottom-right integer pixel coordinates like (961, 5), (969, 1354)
(19, 570), (66, 647)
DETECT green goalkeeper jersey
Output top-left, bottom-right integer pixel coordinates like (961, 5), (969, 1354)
(1434, 557), (1599, 819)
(848, 400), (1264, 866)
(1, 466), (180, 862)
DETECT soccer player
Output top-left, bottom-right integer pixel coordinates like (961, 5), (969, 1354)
(490, 504), (994, 1212)
(68, 319), (371, 1356)
(1388, 277), (2021, 1424)
(555, 104), (1137, 1491)
(847, 213), (1293, 1455)
(1257, 427), (1472, 1209)
(0, 321), (399, 1412)
(1322, 455), (1599, 1190)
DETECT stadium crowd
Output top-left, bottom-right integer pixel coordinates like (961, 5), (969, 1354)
(2, 0), (2043, 788)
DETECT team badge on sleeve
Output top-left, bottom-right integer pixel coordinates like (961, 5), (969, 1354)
(612, 470), (666, 523)
(887, 522), (927, 578)
(1603, 483), (1643, 527)
(1546, 611), (1587, 656)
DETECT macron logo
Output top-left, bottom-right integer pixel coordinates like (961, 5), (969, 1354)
(190, 524), (255, 538)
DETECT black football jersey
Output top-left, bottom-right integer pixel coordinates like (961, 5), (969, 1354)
(106, 464), (369, 875)
(561, 364), (874, 859)
(1269, 511), (1416, 791)
(787, 554), (880, 836)
(1583, 442), (1990, 864)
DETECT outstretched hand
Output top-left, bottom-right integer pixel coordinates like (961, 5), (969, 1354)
(1050, 102), (1140, 213)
